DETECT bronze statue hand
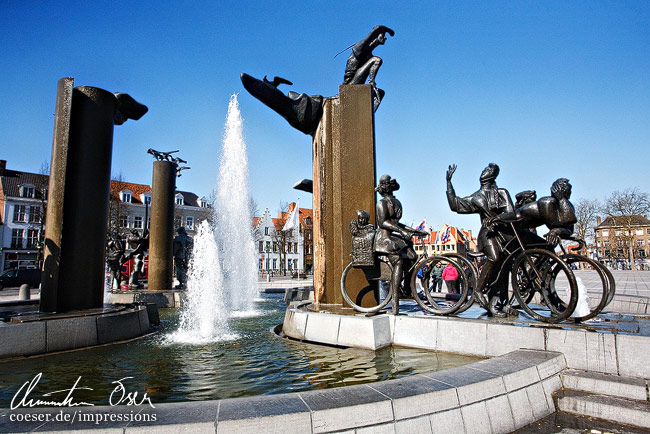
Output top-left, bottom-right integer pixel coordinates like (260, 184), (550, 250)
(446, 164), (457, 182)
(544, 230), (561, 247)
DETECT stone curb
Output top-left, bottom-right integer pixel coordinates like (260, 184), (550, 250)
(0, 349), (565, 433)
(0, 305), (151, 359)
(282, 308), (650, 378)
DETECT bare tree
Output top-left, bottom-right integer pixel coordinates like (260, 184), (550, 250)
(272, 201), (297, 276)
(573, 198), (600, 252)
(108, 172), (129, 235)
(601, 188), (650, 268)
(32, 161), (50, 266)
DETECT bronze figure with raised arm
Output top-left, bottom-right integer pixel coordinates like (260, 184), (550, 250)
(446, 163), (515, 317)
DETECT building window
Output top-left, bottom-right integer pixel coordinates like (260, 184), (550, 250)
(120, 216), (128, 228)
(21, 185), (35, 198)
(604, 250), (611, 257)
(265, 258), (270, 270)
(637, 240), (645, 247)
(186, 216), (194, 231)
(603, 241), (610, 247)
(264, 227), (269, 235)
(28, 205), (41, 223)
(615, 230), (622, 236)
(259, 241), (264, 253)
(11, 229), (24, 248)
(175, 194), (184, 205)
(13, 205), (26, 222)
(27, 229), (39, 248)
(636, 229), (644, 236)
(305, 217), (312, 225)
(294, 242), (298, 252)
(293, 259), (298, 269)
(120, 190), (132, 203)
(602, 230), (609, 237)
(647, 229), (650, 235)
(617, 249), (625, 257)
(287, 243), (292, 253)
(265, 241), (270, 251)
(259, 259), (263, 270)
(273, 242), (278, 253)
(272, 259), (277, 270)
(134, 216), (143, 229)
(639, 250), (647, 257)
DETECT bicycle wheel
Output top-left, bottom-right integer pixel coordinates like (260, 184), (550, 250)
(511, 249), (578, 323)
(442, 253), (479, 314)
(410, 256), (469, 315)
(340, 261), (392, 314)
(594, 261), (616, 306)
(559, 254), (610, 321)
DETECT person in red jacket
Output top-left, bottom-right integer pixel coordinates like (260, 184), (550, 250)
(442, 263), (459, 294)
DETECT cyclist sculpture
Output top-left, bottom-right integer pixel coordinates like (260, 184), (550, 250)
(446, 163), (517, 317)
(375, 174), (427, 314)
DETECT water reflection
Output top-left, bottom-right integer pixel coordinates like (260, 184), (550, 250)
(0, 294), (478, 407)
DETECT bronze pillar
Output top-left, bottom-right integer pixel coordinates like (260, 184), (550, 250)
(40, 83), (116, 312)
(313, 85), (376, 306)
(148, 161), (177, 291)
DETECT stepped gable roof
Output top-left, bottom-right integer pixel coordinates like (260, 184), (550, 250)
(0, 169), (49, 199)
(299, 208), (313, 225)
(252, 216), (261, 228)
(597, 215), (650, 228)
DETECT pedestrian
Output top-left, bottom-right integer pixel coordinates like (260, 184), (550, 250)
(431, 262), (444, 292)
(442, 263), (459, 294)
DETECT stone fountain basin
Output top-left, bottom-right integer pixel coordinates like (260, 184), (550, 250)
(0, 304), (155, 359)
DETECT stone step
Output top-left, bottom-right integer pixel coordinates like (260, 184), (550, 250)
(555, 389), (650, 430)
(560, 369), (649, 401)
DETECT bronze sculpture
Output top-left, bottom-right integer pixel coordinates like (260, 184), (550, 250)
(493, 178), (577, 246)
(375, 174), (426, 314)
(124, 229), (149, 289)
(106, 231), (125, 290)
(173, 226), (193, 289)
(446, 163), (515, 317)
(342, 25), (395, 111)
(240, 73), (324, 135)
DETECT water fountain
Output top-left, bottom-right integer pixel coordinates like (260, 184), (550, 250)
(169, 94), (259, 344)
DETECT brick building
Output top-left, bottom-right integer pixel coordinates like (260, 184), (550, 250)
(594, 215), (650, 269)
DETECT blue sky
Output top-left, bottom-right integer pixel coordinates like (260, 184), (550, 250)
(1, 1), (648, 235)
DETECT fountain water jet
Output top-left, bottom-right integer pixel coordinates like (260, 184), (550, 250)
(168, 94), (259, 343)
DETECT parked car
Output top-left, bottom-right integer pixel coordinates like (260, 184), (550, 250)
(0, 268), (41, 290)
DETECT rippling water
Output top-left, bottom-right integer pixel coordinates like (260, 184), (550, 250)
(0, 294), (479, 407)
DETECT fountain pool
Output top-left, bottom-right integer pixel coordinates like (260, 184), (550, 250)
(0, 294), (479, 407)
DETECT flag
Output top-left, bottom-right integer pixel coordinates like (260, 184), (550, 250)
(415, 219), (426, 232)
(441, 225), (452, 244)
(282, 201), (300, 231)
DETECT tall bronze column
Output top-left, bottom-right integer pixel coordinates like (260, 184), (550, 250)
(40, 78), (148, 313)
(41, 85), (116, 312)
(148, 161), (177, 291)
(313, 85), (376, 305)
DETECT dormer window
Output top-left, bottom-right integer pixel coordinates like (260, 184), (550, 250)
(20, 184), (35, 198)
(175, 194), (184, 206)
(305, 217), (312, 225)
(120, 190), (132, 203)
(140, 193), (151, 205)
(198, 197), (208, 208)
